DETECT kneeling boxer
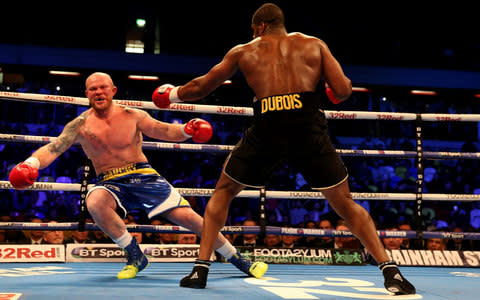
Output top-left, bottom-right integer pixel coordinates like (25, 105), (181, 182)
(9, 72), (266, 281)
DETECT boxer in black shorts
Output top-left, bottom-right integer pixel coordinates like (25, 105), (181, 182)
(153, 3), (416, 294)
(225, 92), (348, 189)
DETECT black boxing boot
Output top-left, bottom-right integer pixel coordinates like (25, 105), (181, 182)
(379, 260), (416, 295)
(180, 259), (211, 289)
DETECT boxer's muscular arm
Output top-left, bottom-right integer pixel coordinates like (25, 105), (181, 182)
(136, 108), (187, 142)
(177, 46), (241, 101)
(320, 40), (352, 101)
(32, 114), (85, 169)
(137, 108), (213, 143)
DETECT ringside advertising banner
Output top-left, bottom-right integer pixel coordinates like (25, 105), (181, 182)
(65, 244), (209, 262)
(386, 249), (480, 267)
(240, 247), (365, 265)
(2, 244), (480, 267)
(0, 245), (64, 262)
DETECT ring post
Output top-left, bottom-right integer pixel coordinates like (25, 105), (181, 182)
(78, 159), (93, 231)
(415, 114), (424, 242)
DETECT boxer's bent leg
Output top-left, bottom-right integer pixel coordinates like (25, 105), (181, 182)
(320, 180), (390, 263)
(86, 188), (125, 239)
(164, 206), (228, 250)
(86, 188), (148, 279)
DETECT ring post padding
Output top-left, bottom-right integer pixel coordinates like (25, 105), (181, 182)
(415, 114), (424, 241)
(78, 159), (93, 232)
(259, 187), (267, 236)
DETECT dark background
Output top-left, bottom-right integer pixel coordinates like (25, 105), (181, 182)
(1, 1), (479, 72)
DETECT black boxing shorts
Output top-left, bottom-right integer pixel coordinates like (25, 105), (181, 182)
(224, 91), (348, 189)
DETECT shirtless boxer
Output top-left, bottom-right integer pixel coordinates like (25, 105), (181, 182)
(9, 72), (266, 280)
(152, 3), (415, 294)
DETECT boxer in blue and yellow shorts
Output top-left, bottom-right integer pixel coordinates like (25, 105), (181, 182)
(87, 162), (190, 220)
(87, 162), (266, 281)
(9, 72), (267, 284)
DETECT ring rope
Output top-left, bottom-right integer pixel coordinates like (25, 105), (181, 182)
(3, 133), (480, 159)
(1, 181), (479, 201)
(2, 91), (480, 121)
(3, 92), (480, 240)
(1, 222), (479, 240)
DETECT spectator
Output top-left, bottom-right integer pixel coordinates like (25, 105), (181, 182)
(298, 220), (323, 248)
(42, 221), (65, 244)
(309, 201), (329, 222)
(317, 219), (335, 248)
(381, 226), (405, 250)
(143, 219), (176, 244)
(0, 229), (6, 244)
(334, 222), (361, 250)
(447, 227), (473, 251)
(17, 217), (44, 244)
(156, 222), (177, 244)
(398, 221), (413, 249)
(233, 219), (260, 247)
(65, 229), (92, 244)
(0, 215), (23, 243)
(177, 233), (198, 244)
(126, 221), (144, 244)
(469, 202), (480, 230)
(280, 233), (297, 248)
(426, 237), (447, 251)
(263, 233), (281, 248)
(290, 200), (309, 226)
(89, 229), (111, 243)
(223, 233), (234, 245)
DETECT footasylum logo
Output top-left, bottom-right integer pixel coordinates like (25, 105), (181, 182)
(334, 250), (363, 265)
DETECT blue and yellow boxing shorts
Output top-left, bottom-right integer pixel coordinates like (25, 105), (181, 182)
(86, 162), (190, 219)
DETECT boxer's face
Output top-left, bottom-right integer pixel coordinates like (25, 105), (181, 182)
(85, 74), (117, 111)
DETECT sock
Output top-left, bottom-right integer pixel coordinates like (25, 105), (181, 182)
(216, 242), (237, 260)
(194, 259), (212, 269)
(113, 231), (133, 249)
(378, 260), (398, 272)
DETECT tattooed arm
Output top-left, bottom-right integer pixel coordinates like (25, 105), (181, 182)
(31, 114), (85, 169)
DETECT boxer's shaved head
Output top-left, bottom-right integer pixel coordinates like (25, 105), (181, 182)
(252, 3), (284, 28)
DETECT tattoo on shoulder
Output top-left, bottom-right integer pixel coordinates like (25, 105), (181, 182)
(125, 107), (145, 118)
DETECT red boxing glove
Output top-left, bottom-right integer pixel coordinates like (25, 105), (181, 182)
(325, 82), (342, 104)
(9, 159), (39, 190)
(152, 84), (181, 108)
(325, 87), (343, 104)
(182, 118), (213, 143)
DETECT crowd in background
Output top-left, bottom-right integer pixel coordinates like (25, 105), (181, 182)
(1, 74), (480, 251)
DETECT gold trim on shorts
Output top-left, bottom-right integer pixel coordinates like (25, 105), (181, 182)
(100, 163), (159, 181)
(311, 174), (349, 191)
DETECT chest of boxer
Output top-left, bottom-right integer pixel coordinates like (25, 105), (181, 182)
(76, 109), (145, 172)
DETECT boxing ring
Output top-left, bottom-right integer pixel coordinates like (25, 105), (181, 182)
(1, 91), (480, 299)
(1, 262), (479, 299)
